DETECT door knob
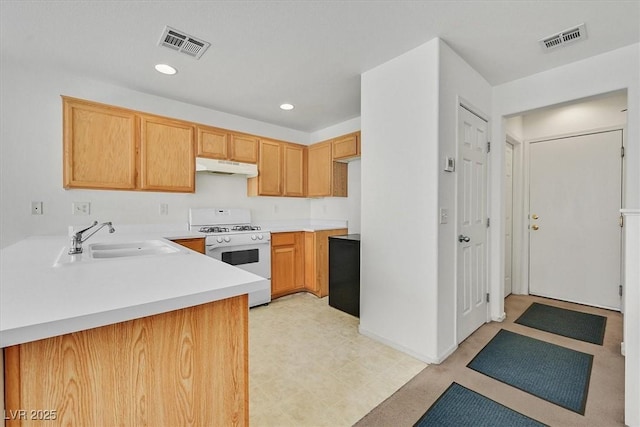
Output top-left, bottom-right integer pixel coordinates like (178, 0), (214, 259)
(458, 234), (471, 243)
(531, 224), (539, 231)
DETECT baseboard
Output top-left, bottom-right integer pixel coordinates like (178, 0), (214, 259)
(358, 326), (457, 365)
(492, 312), (506, 322)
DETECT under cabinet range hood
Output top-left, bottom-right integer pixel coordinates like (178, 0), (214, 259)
(195, 157), (258, 177)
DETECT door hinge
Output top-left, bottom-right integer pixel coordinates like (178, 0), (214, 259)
(620, 214), (624, 228)
(486, 217), (490, 227)
(621, 146), (625, 158)
(619, 285), (623, 297)
(487, 141), (491, 153)
(486, 293), (490, 303)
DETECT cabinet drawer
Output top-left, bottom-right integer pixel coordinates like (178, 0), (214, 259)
(271, 232), (297, 246)
(332, 133), (360, 160)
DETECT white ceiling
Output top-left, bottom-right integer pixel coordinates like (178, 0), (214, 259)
(1, 1), (638, 132)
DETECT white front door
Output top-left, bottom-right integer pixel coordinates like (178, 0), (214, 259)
(457, 105), (489, 343)
(529, 130), (622, 310)
(504, 142), (514, 297)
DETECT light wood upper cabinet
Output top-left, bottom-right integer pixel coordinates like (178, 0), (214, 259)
(307, 141), (347, 197)
(197, 126), (258, 164)
(230, 134), (258, 163)
(197, 126), (229, 159)
(256, 139), (282, 196)
(332, 132), (360, 160)
(140, 115), (195, 192)
(248, 140), (306, 197)
(63, 97), (195, 193)
(283, 143), (306, 197)
(63, 98), (137, 190)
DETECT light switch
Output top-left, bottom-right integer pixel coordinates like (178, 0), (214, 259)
(440, 208), (449, 224)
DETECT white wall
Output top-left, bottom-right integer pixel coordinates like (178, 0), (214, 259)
(523, 91), (627, 141)
(437, 40), (492, 356)
(0, 61), (360, 248)
(492, 42), (639, 427)
(360, 39), (440, 362)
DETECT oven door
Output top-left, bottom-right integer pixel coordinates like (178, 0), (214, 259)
(206, 242), (271, 280)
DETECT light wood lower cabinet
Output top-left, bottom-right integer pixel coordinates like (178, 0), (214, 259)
(4, 295), (248, 427)
(171, 237), (205, 254)
(271, 232), (305, 298)
(304, 229), (348, 297)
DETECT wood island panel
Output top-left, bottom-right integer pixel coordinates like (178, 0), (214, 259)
(4, 295), (248, 427)
(171, 237), (206, 254)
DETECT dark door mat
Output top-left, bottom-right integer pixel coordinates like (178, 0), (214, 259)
(414, 382), (547, 427)
(467, 329), (593, 414)
(515, 302), (607, 345)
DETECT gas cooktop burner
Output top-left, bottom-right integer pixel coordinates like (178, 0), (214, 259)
(198, 226), (230, 233)
(231, 225), (261, 231)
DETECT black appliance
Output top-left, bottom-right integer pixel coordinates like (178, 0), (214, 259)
(328, 234), (360, 317)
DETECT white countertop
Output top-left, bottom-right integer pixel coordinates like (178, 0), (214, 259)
(260, 219), (348, 233)
(0, 230), (265, 348)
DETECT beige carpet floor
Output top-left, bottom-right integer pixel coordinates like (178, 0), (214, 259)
(356, 294), (624, 427)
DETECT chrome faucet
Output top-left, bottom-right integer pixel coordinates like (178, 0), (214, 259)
(68, 221), (116, 255)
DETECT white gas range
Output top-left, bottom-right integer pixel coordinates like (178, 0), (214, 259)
(189, 208), (271, 307)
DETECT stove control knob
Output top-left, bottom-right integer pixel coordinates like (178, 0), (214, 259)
(216, 237), (223, 243)
(224, 236), (231, 243)
(251, 235), (257, 240)
(257, 234), (264, 240)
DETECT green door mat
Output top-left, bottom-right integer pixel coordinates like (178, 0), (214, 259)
(467, 329), (593, 414)
(515, 302), (607, 345)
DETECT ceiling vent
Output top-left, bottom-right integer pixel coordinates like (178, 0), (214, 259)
(539, 23), (587, 51)
(158, 26), (210, 59)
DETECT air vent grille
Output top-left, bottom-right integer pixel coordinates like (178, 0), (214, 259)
(540, 23), (587, 51)
(158, 26), (210, 59)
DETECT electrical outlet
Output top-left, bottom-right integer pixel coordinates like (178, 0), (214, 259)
(31, 201), (43, 215)
(73, 201), (90, 216)
(159, 203), (169, 216)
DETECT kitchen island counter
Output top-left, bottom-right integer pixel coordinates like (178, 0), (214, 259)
(0, 232), (264, 348)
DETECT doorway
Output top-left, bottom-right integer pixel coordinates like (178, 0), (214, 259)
(528, 129), (623, 309)
(456, 104), (489, 343)
(504, 141), (514, 298)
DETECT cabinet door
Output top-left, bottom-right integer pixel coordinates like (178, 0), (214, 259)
(63, 98), (137, 190)
(307, 141), (333, 197)
(283, 144), (306, 197)
(257, 139), (282, 196)
(171, 238), (205, 254)
(271, 232), (304, 298)
(332, 132), (360, 160)
(230, 134), (258, 164)
(140, 116), (195, 192)
(197, 126), (229, 159)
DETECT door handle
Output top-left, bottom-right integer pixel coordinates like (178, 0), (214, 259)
(458, 234), (471, 243)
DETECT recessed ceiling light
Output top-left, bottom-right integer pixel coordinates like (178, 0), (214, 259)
(155, 63), (177, 75)
(280, 103), (294, 111)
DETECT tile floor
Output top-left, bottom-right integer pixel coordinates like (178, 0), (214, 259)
(248, 292), (427, 426)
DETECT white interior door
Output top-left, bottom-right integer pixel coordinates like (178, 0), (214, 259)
(457, 105), (489, 343)
(504, 142), (514, 298)
(529, 130), (622, 310)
